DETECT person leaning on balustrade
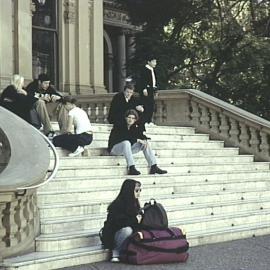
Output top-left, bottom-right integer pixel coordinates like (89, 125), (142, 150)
(107, 83), (144, 127)
(0, 74), (36, 123)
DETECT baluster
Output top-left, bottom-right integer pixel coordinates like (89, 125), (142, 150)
(190, 101), (200, 127)
(95, 104), (99, 123)
(249, 127), (260, 153)
(4, 201), (19, 247)
(87, 106), (91, 118)
(239, 123), (249, 148)
(259, 131), (270, 158)
(14, 199), (25, 243)
(199, 105), (210, 130)
(0, 203), (6, 249)
(219, 114), (229, 139)
(209, 109), (219, 133)
(103, 105), (108, 123)
(162, 101), (167, 123)
(229, 118), (240, 144)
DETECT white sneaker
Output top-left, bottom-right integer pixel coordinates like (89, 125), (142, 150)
(110, 257), (120, 263)
(68, 146), (84, 157)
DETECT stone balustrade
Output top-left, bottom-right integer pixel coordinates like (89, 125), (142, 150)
(0, 107), (49, 260)
(76, 89), (270, 161)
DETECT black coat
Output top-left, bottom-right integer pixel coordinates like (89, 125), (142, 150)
(107, 92), (140, 126)
(108, 122), (147, 152)
(102, 198), (140, 249)
(26, 79), (62, 100)
(0, 85), (36, 122)
(139, 67), (157, 97)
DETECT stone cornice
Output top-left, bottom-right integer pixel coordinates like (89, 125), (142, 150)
(104, 7), (141, 31)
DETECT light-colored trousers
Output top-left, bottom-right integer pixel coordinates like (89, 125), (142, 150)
(35, 99), (53, 135)
(110, 140), (157, 167)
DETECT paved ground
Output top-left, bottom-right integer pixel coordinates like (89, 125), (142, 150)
(61, 235), (270, 270)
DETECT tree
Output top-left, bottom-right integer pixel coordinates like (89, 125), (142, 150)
(117, 0), (270, 119)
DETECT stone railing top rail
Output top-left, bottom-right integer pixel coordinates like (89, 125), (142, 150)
(158, 89), (270, 131)
(0, 107), (50, 191)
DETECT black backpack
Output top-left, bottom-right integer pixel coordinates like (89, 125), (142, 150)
(140, 199), (168, 229)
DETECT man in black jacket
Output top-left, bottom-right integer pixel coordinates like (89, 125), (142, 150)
(108, 109), (167, 175)
(139, 56), (158, 124)
(107, 83), (144, 127)
(26, 73), (62, 138)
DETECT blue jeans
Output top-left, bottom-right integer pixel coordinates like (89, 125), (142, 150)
(110, 140), (157, 167)
(112, 226), (133, 258)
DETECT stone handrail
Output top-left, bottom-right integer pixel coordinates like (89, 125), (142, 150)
(0, 107), (50, 260)
(75, 89), (270, 161)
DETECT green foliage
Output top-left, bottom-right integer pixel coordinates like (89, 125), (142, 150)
(118, 0), (270, 119)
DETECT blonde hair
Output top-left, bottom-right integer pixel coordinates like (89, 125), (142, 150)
(11, 74), (24, 90)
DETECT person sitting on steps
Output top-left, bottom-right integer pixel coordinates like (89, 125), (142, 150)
(52, 96), (93, 157)
(102, 179), (143, 263)
(26, 73), (62, 138)
(108, 109), (167, 175)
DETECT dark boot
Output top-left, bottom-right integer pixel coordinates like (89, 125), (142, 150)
(150, 164), (167, 174)
(128, 165), (141, 175)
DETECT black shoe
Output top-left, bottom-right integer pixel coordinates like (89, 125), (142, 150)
(150, 164), (167, 174)
(128, 165), (141, 175)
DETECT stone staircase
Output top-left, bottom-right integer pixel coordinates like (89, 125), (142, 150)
(2, 123), (270, 270)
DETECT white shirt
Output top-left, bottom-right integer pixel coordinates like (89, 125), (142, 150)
(68, 107), (93, 134)
(145, 64), (156, 88)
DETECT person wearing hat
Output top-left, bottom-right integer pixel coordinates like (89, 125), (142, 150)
(26, 74), (62, 138)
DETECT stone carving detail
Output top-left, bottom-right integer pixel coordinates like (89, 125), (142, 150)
(64, 0), (76, 24)
(104, 8), (131, 26)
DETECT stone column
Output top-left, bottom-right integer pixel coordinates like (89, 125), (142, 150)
(58, 0), (77, 94)
(117, 30), (126, 92)
(127, 34), (136, 61)
(89, 0), (106, 94)
(0, 1), (14, 89)
(75, 0), (91, 94)
(15, 0), (33, 81)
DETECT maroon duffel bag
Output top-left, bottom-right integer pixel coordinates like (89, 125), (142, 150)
(120, 227), (189, 265)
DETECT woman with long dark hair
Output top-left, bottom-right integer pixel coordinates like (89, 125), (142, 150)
(102, 179), (142, 262)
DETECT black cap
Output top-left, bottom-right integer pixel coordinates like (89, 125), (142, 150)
(38, 73), (50, 82)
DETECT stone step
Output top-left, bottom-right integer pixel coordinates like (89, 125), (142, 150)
(38, 186), (270, 234)
(51, 147), (241, 158)
(95, 132), (210, 142)
(87, 140), (225, 149)
(39, 181), (270, 218)
(36, 199), (270, 251)
(52, 155), (254, 168)
(53, 162), (269, 178)
(51, 122), (196, 135)
(3, 220), (270, 270)
(37, 184), (175, 205)
(46, 169), (270, 191)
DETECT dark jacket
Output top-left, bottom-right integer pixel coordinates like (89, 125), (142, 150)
(108, 122), (147, 152)
(0, 85), (36, 122)
(139, 67), (158, 97)
(107, 92), (140, 126)
(26, 79), (62, 101)
(102, 196), (140, 249)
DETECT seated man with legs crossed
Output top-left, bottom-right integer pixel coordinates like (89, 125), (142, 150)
(108, 109), (167, 175)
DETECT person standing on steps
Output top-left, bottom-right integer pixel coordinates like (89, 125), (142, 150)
(139, 56), (158, 125)
(52, 96), (93, 157)
(101, 179), (143, 263)
(108, 109), (167, 175)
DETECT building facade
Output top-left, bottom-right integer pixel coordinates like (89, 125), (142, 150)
(0, 0), (138, 94)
